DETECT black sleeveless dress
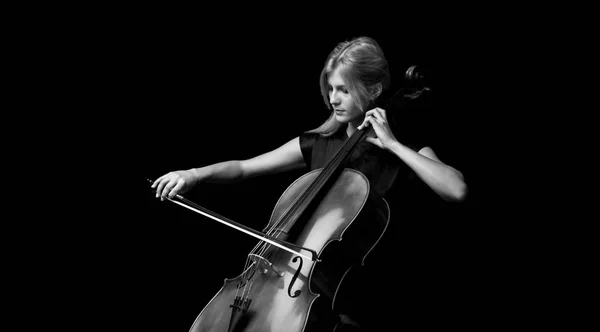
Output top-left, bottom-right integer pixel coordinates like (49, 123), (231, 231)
(299, 127), (429, 330)
(299, 128), (425, 198)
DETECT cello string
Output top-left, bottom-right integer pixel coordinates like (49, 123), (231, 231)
(233, 126), (371, 302)
(277, 128), (365, 230)
(254, 128), (368, 260)
(256, 128), (365, 257)
(239, 258), (253, 300)
(241, 126), (370, 268)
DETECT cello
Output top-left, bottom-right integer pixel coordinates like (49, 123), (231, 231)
(149, 66), (430, 332)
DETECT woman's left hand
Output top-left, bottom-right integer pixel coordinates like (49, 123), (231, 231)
(357, 107), (398, 150)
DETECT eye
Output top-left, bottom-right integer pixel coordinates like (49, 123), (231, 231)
(341, 88), (348, 94)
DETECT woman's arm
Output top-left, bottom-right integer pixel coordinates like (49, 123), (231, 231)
(388, 142), (467, 202)
(152, 137), (305, 200)
(359, 108), (467, 202)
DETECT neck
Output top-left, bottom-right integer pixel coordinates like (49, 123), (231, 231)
(346, 116), (364, 137)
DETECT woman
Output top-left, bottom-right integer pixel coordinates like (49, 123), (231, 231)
(152, 36), (467, 331)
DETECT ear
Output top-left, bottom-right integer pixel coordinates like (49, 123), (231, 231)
(370, 83), (383, 99)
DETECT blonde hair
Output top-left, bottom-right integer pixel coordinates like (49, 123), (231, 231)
(307, 36), (391, 136)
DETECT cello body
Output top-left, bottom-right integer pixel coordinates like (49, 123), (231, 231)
(189, 168), (390, 332)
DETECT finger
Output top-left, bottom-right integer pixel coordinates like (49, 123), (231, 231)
(365, 107), (384, 115)
(157, 178), (174, 200)
(371, 108), (382, 118)
(370, 108), (386, 123)
(363, 117), (380, 131)
(151, 175), (165, 188)
(169, 181), (184, 198)
(363, 111), (375, 122)
(367, 114), (379, 124)
(161, 180), (177, 200)
(155, 177), (168, 197)
(358, 117), (371, 130)
(156, 174), (174, 195)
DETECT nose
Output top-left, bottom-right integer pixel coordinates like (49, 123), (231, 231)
(329, 91), (340, 107)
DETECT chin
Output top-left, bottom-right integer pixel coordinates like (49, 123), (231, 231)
(335, 113), (362, 125)
(334, 113), (351, 123)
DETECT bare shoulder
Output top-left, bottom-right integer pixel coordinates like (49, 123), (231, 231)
(240, 137), (306, 178)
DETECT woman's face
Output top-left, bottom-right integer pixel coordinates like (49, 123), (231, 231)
(327, 67), (363, 127)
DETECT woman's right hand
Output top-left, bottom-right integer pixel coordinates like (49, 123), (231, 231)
(151, 169), (199, 201)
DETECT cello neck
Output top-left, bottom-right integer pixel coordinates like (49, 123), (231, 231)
(272, 125), (373, 230)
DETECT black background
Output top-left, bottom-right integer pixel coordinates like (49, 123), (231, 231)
(25, 13), (512, 332)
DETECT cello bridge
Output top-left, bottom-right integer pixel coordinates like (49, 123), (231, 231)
(248, 254), (284, 277)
